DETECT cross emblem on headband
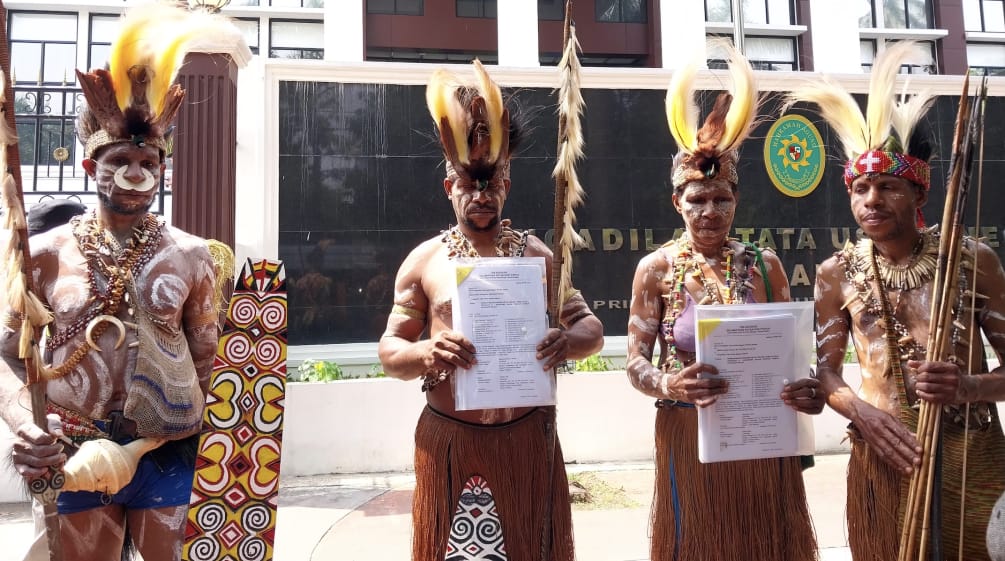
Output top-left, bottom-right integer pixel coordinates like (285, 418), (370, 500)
(860, 151), (882, 173)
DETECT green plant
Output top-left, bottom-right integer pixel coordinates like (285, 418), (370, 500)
(573, 354), (614, 372)
(367, 364), (387, 378)
(296, 359), (344, 382)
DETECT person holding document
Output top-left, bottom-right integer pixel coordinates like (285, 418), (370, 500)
(625, 45), (823, 561)
(792, 42), (1005, 561)
(378, 61), (603, 561)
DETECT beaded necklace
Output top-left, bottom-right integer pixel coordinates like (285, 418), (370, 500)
(441, 219), (528, 259)
(45, 212), (163, 378)
(839, 231), (937, 377)
(661, 237), (755, 371)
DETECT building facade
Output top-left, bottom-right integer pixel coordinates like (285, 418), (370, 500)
(4, 0), (1005, 353)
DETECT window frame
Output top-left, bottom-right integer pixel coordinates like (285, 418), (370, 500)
(456, 0), (497, 19)
(269, 18), (325, 60)
(704, 0), (795, 26)
(367, 0), (424, 16)
(595, 0), (648, 24)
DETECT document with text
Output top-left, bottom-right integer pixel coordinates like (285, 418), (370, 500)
(452, 257), (554, 411)
(694, 303), (814, 463)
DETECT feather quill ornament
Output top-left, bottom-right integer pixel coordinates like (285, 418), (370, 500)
(784, 41), (929, 160)
(0, 71), (52, 359)
(551, 21), (587, 305)
(425, 61), (511, 183)
(79, 3), (240, 157)
(425, 69), (470, 166)
(666, 42), (759, 188)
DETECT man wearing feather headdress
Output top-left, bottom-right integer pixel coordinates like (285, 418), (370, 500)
(799, 42), (1005, 560)
(626, 44), (821, 561)
(378, 61), (603, 561)
(0, 5), (236, 560)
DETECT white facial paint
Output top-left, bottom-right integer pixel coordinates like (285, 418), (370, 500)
(113, 165), (156, 192)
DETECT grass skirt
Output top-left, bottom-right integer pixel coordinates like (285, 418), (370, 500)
(412, 406), (573, 561)
(652, 405), (818, 561)
(848, 406), (1005, 561)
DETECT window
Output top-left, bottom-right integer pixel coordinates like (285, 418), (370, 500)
(964, 0), (1005, 32)
(270, 0), (325, 7)
(368, 0), (423, 15)
(596, 0), (646, 23)
(967, 42), (1005, 75)
(708, 35), (797, 70)
(860, 39), (877, 71)
(233, 19), (260, 56)
(860, 0), (932, 29)
(705, 0), (794, 25)
(860, 40), (937, 73)
(88, 14), (118, 70)
(9, 12), (77, 85)
(539, 0), (564, 21)
(367, 48), (497, 64)
(270, 20), (324, 59)
(457, 0), (496, 18)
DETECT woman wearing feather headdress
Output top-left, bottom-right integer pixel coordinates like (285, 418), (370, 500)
(801, 42), (1005, 561)
(625, 46), (822, 561)
(0, 5), (238, 560)
(378, 61), (603, 561)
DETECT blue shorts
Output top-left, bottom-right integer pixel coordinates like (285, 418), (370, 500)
(57, 437), (197, 515)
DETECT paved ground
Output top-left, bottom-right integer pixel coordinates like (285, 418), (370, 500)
(0, 453), (853, 561)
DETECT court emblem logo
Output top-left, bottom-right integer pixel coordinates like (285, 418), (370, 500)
(764, 114), (825, 198)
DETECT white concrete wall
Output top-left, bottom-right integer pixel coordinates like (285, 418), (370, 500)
(6, 365), (1002, 502)
(808, 0), (863, 73)
(497, 0), (539, 68)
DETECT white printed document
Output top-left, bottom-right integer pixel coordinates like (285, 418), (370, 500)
(694, 302), (816, 463)
(452, 257), (554, 411)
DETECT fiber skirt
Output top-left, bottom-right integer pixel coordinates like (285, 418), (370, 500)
(412, 406), (573, 561)
(652, 404), (818, 561)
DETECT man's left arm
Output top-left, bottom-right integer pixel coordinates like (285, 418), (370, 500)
(913, 242), (1005, 403)
(183, 245), (221, 395)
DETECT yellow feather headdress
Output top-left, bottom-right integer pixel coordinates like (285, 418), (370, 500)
(75, 3), (240, 159)
(425, 60), (513, 186)
(666, 43), (759, 189)
(782, 41), (935, 191)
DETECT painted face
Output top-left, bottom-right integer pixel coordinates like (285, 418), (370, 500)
(447, 176), (509, 233)
(849, 174), (925, 242)
(673, 179), (737, 248)
(89, 143), (163, 216)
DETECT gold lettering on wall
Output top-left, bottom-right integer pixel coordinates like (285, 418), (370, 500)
(790, 264), (811, 287)
(603, 228), (624, 251)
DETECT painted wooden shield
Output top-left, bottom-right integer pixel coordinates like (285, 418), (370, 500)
(184, 259), (287, 561)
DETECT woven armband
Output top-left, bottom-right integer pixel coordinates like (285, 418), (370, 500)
(391, 304), (426, 321)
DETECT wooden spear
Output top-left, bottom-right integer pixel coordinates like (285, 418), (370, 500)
(898, 74), (988, 561)
(0, 2), (63, 559)
(542, 1), (585, 560)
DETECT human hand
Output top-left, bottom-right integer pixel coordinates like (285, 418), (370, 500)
(852, 402), (921, 475)
(423, 330), (476, 374)
(11, 414), (66, 480)
(909, 359), (973, 405)
(781, 376), (825, 414)
(665, 362), (728, 408)
(536, 328), (568, 371)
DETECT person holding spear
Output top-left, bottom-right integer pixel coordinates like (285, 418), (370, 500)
(0, 4), (233, 560)
(793, 42), (1005, 561)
